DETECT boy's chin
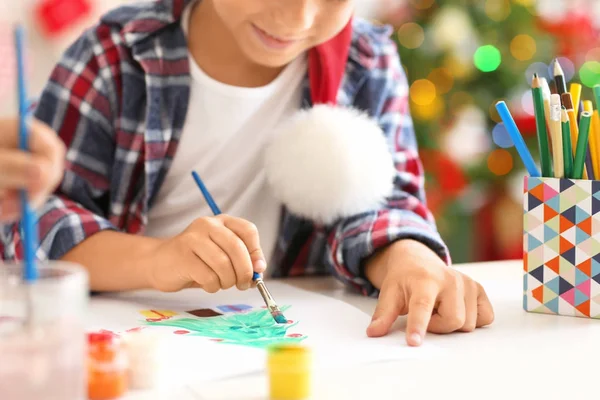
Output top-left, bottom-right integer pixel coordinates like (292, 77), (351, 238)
(242, 47), (306, 69)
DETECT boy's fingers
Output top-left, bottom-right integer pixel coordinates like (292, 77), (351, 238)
(367, 282), (403, 338)
(27, 119), (66, 166)
(221, 216), (266, 273)
(0, 119), (65, 164)
(428, 285), (466, 334)
(209, 224), (254, 289)
(0, 191), (20, 222)
(195, 237), (236, 290)
(459, 281), (479, 332)
(405, 281), (439, 346)
(187, 257), (221, 294)
(476, 283), (495, 327)
(0, 149), (41, 189)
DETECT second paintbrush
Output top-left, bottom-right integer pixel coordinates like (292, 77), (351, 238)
(191, 171), (287, 324)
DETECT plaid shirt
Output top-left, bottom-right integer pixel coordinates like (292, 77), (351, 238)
(1, 0), (449, 296)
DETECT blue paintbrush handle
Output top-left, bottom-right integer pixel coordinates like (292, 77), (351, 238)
(495, 101), (540, 177)
(15, 25), (38, 282)
(191, 171), (221, 215)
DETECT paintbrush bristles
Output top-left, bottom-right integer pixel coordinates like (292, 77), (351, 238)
(561, 93), (574, 110)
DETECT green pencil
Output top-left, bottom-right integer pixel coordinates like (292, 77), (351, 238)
(594, 85), (600, 111)
(532, 74), (552, 177)
(573, 111), (593, 180)
(562, 108), (573, 179)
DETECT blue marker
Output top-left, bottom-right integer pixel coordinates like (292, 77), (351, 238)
(15, 25), (39, 282)
(495, 101), (541, 177)
(191, 171), (287, 324)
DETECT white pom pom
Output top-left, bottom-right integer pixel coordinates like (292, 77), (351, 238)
(264, 105), (395, 225)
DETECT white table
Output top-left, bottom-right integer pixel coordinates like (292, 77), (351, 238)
(116, 260), (600, 400)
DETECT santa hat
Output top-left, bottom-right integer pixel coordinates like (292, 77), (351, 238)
(264, 20), (396, 225)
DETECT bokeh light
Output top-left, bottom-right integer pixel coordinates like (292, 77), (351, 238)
(510, 34), (536, 61)
(586, 48), (600, 63)
(492, 123), (514, 148)
(444, 56), (472, 80)
(410, 79), (437, 106)
(535, 0), (568, 22)
(525, 62), (549, 84)
(512, 0), (534, 5)
(398, 23), (425, 49)
(485, 0), (512, 22)
(428, 68), (454, 95)
(487, 149), (514, 175)
(411, 97), (445, 121)
(554, 57), (575, 82)
(409, 0), (435, 9)
(489, 99), (506, 123)
(521, 91), (535, 116)
(474, 45), (502, 72)
(579, 61), (600, 88)
(450, 92), (474, 115)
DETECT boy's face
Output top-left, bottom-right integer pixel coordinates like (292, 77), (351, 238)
(212, 0), (355, 67)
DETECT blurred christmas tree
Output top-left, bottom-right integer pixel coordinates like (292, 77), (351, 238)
(382, 0), (562, 262)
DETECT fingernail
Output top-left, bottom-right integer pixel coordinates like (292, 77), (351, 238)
(368, 318), (380, 329)
(254, 259), (266, 272)
(408, 333), (422, 346)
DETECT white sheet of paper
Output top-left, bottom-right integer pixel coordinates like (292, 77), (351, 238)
(88, 283), (440, 389)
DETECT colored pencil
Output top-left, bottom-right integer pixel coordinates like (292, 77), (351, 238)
(574, 112), (593, 180)
(190, 171), (287, 324)
(548, 93), (564, 178)
(594, 85), (600, 110)
(540, 77), (553, 154)
(570, 83), (582, 116)
(495, 101), (540, 177)
(562, 108), (574, 179)
(15, 26), (38, 283)
(553, 59), (568, 96)
(593, 110), (600, 177)
(540, 78), (552, 128)
(583, 101), (599, 180)
(532, 75), (552, 177)
(562, 93), (578, 154)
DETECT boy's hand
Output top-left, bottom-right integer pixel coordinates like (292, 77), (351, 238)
(365, 240), (494, 346)
(146, 215), (267, 293)
(0, 118), (66, 222)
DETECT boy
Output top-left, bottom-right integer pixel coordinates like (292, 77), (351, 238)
(0, 0), (494, 346)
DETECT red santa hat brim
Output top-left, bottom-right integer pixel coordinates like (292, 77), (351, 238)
(308, 19), (353, 105)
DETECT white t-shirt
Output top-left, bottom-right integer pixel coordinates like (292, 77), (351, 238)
(144, 3), (307, 266)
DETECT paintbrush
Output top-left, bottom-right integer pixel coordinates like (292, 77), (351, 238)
(15, 25), (39, 328)
(191, 171), (287, 324)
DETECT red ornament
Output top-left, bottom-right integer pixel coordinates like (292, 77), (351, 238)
(34, 0), (93, 37)
(420, 149), (469, 198)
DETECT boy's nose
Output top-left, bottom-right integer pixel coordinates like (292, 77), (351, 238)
(273, 0), (317, 35)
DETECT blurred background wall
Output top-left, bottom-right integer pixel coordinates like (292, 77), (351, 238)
(1, 0), (599, 264)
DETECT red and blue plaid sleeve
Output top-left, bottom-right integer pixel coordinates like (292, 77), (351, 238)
(0, 25), (119, 262)
(325, 36), (450, 297)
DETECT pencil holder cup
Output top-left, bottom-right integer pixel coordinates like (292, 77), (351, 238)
(523, 176), (600, 319)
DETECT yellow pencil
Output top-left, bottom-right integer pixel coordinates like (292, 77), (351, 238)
(570, 83), (582, 116)
(593, 110), (600, 179)
(583, 101), (598, 179)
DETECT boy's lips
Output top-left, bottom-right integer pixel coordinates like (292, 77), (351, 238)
(251, 24), (300, 50)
